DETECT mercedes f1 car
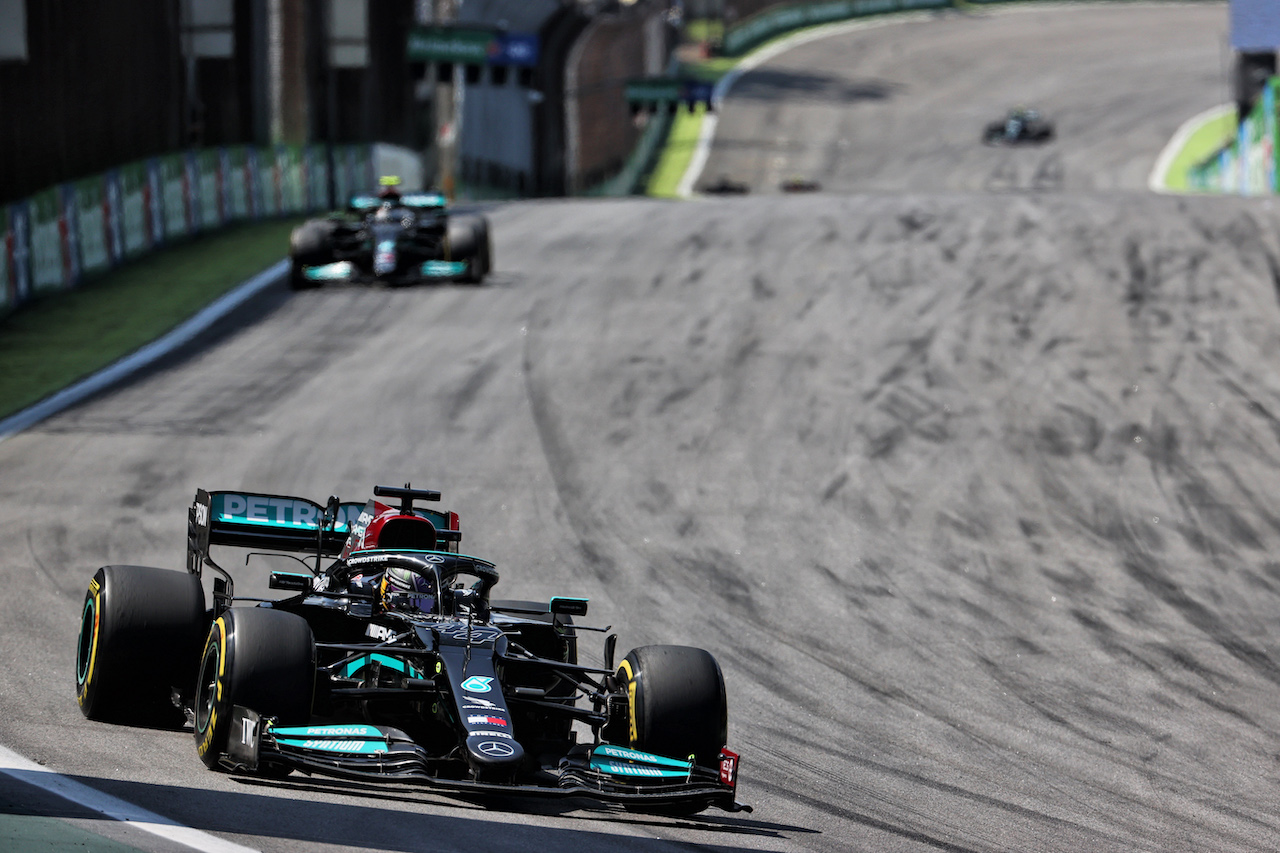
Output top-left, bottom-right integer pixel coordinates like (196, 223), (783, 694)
(983, 107), (1055, 145)
(288, 182), (492, 290)
(75, 485), (748, 815)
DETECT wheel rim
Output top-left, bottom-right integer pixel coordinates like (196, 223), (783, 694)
(194, 638), (221, 733)
(75, 597), (96, 686)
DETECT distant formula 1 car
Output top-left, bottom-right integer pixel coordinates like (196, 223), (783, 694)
(983, 108), (1055, 145)
(701, 175), (750, 195)
(780, 177), (821, 193)
(74, 484), (749, 815)
(289, 179), (492, 289)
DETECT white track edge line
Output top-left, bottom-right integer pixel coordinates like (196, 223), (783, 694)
(677, 14), (933, 199)
(0, 744), (261, 853)
(678, 2), (1219, 199)
(0, 259), (288, 445)
(1148, 103), (1235, 193)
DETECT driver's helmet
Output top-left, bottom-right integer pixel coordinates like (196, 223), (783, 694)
(380, 565), (438, 615)
(377, 175), (402, 203)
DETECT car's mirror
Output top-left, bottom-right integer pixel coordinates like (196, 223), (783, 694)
(550, 597), (589, 617)
(269, 572), (312, 591)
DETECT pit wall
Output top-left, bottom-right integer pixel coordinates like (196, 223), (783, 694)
(1187, 79), (1277, 195)
(0, 144), (374, 317)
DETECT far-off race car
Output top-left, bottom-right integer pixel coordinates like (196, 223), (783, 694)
(983, 107), (1055, 145)
(74, 484), (748, 815)
(289, 179), (492, 289)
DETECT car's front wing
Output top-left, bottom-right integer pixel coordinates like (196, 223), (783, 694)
(301, 259), (470, 284)
(224, 706), (750, 813)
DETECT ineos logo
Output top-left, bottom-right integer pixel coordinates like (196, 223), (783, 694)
(477, 740), (514, 757)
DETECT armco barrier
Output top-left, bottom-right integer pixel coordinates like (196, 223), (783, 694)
(0, 144), (372, 316)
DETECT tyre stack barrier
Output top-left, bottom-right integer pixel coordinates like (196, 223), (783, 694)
(0, 144), (374, 318)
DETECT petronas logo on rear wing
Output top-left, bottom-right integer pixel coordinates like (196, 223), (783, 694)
(190, 489), (364, 556)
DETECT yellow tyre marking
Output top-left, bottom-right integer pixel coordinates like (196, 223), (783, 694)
(215, 617), (227, 699)
(76, 593), (101, 707)
(196, 618), (228, 757)
(85, 593), (100, 689)
(619, 660), (638, 745)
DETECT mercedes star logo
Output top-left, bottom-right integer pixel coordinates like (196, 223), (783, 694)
(477, 740), (515, 757)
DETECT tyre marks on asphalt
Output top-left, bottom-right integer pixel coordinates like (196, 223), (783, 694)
(983, 151), (1064, 193)
(499, 193), (1280, 848)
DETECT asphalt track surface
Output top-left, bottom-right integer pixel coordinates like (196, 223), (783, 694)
(4, 3), (1280, 852)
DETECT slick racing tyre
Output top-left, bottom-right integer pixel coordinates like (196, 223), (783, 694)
(75, 565), (205, 726)
(288, 220), (336, 290)
(194, 607), (314, 770)
(611, 645), (727, 770)
(446, 215), (492, 283)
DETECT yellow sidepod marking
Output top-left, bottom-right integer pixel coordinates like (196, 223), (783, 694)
(619, 660), (638, 745)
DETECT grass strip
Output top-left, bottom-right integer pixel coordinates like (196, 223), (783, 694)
(1163, 109), (1237, 192)
(656, 15), (1235, 198)
(646, 104), (710, 197)
(0, 217), (303, 420)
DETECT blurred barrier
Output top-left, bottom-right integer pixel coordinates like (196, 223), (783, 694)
(720, 0), (1219, 58)
(0, 145), (373, 317)
(586, 108), (676, 197)
(1188, 79), (1276, 194)
(723, 0), (947, 56)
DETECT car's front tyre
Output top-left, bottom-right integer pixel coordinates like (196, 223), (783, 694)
(446, 215), (492, 284)
(288, 220), (336, 290)
(609, 644), (727, 768)
(194, 607), (315, 770)
(607, 644), (729, 815)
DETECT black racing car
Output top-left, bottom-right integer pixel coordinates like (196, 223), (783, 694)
(288, 184), (492, 289)
(983, 108), (1055, 145)
(700, 175), (750, 195)
(74, 485), (748, 815)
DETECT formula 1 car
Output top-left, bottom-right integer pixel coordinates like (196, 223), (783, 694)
(983, 107), (1055, 145)
(780, 177), (821, 193)
(700, 175), (749, 195)
(74, 485), (747, 815)
(288, 180), (492, 289)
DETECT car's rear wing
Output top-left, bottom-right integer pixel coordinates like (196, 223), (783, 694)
(187, 488), (462, 571)
(188, 490), (365, 567)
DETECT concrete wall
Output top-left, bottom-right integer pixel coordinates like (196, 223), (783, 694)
(566, 3), (671, 193)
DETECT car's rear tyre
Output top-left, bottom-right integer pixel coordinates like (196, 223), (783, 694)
(194, 607), (314, 770)
(75, 565), (205, 727)
(447, 215), (491, 283)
